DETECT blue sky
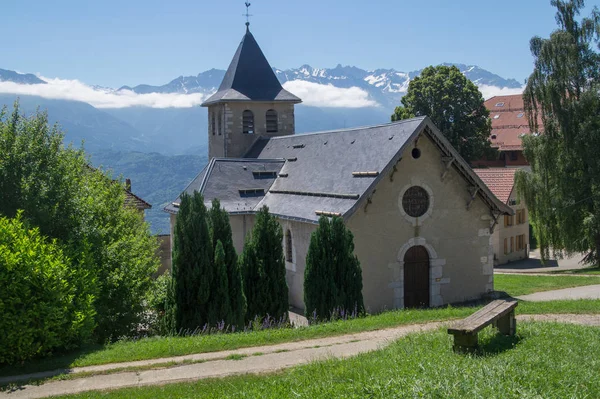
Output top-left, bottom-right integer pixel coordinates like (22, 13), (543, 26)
(1, 0), (594, 88)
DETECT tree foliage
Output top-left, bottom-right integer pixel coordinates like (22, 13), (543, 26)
(241, 206), (289, 322)
(391, 65), (493, 162)
(516, 0), (600, 265)
(0, 213), (95, 364)
(0, 103), (159, 342)
(208, 199), (246, 329)
(167, 191), (213, 332)
(304, 216), (364, 321)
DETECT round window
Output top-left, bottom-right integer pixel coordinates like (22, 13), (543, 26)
(402, 186), (430, 217)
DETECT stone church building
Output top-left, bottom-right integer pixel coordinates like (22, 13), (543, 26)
(165, 27), (513, 312)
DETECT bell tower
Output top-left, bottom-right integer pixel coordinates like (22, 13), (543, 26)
(201, 12), (302, 159)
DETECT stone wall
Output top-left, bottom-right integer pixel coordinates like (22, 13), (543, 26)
(208, 102), (296, 159)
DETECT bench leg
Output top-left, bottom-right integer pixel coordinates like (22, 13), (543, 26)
(453, 333), (478, 353)
(496, 310), (516, 336)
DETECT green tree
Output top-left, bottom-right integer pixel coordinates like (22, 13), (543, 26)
(241, 206), (288, 322)
(391, 65), (493, 162)
(168, 191), (213, 333)
(208, 199), (246, 329)
(516, 0), (600, 265)
(304, 216), (364, 321)
(0, 103), (159, 341)
(0, 213), (95, 364)
(209, 241), (231, 326)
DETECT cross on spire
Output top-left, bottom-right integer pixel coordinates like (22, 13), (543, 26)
(243, 2), (253, 30)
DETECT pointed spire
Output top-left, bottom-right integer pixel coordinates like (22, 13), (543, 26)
(201, 27), (302, 106)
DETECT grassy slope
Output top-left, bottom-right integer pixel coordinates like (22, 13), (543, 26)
(61, 322), (600, 399)
(494, 274), (600, 296)
(2, 300), (599, 378)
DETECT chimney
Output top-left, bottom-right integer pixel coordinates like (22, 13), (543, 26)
(125, 178), (131, 191)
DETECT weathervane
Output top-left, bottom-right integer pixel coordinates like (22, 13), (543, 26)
(244, 2), (252, 30)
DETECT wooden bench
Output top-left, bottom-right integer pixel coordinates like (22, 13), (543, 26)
(447, 299), (518, 352)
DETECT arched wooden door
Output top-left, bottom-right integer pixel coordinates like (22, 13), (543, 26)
(403, 246), (430, 308)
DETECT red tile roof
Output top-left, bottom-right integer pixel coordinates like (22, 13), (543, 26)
(484, 94), (543, 152)
(473, 168), (518, 204)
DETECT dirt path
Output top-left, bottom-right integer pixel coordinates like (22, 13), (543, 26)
(2, 314), (599, 399)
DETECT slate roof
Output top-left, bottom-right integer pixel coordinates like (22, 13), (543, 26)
(164, 159), (285, 214)
(201, 29), (301, 106)
(473, 168), (518, 204)
(166, 117), (514, 222)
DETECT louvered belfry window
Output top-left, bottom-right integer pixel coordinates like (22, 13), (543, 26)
(243, 110), (254, 134)
(218, 110), (222, 135)
(285, 229), (293, 262)
(211, 111), (216, 135)
(266, 109), (278, 133)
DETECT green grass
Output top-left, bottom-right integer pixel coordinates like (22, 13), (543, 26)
(2, 300), (599, 380)
(494, 273), (600, 296)
(59, 322), (600, 399)
(548, 267), (600, 275)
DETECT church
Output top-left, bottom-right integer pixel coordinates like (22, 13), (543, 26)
(165, 25), (513, 312)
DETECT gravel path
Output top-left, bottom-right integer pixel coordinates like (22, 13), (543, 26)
(2, 314), (599, 399)
(517, 284), (600, 301)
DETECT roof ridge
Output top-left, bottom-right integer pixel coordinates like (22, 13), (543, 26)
(266, 117), (428, 140)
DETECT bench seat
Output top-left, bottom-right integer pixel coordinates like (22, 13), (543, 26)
(447, 299), (518, 352)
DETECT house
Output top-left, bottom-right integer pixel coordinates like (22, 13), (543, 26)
(473, 168), (529, 265)
(123, 178), (152, 214)
(473, 94), (542, 168)
(165, 26), (513, 312)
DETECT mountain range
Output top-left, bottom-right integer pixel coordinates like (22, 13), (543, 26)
(0, 63), (523, 233)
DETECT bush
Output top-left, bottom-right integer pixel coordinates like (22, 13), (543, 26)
(0, 103), (160, 342)
(0, 213), (95, 364)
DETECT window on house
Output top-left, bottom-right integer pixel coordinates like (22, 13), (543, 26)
(499, 152), (506, 161)
(218, 110), (222, 136)
(510, 151), (518, 161)
(285, 229), (293, 262)
(504, 215), (514, 227)
(516, 234), (526, 251)
(243, 110), (255, 134)
(510, 237), (514, 253)
(495, 102), (505, 107)
(266, 109), (278, 133)
(504, 238), (508, 255)
(211, 111), (216, 135)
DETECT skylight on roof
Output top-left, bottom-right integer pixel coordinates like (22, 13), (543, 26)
(495, 102), (505, 107)
(517, 113), (524, 118)
(494, 115), (500, 119)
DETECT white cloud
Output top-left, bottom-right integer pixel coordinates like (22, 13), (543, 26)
(0, 77), (208, 109)
(477, 84), (525, 100)
(283, 80), (379, 108)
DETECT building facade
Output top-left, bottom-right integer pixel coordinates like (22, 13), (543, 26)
(166, 26), (514, 313)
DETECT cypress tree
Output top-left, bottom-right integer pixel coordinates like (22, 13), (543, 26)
(207, 240), (230, 327)
(167, 191), (213, 333)
(304, 217), (336, 320)
(241, 206), (288, 322)
(208, 199), (246, 328)
(304, 216), (364, 321)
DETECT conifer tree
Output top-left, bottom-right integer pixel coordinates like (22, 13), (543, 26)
(208, 240), (230, 326)
(516, 0), (600, 265)
(304, 216), (364, 320)
(167, 191), (213, 332)
(241, 206), (288, 322)
(208, 199), (246, 328)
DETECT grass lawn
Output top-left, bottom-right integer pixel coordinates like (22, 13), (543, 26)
(59, 322), (600, 399)
(549, 267), (600, 275)
(494, 273), (600, 296)
(2, 299), (600, 380)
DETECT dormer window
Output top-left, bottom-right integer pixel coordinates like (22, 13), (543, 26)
(495, 102), (505, 107)
(243, 110), (255, 134)
(266, 109), (278, 133)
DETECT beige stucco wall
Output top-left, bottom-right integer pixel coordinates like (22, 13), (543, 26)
(493, 191), (529, 265)
(229, 214), (315, 310)
(208, 102), (295, 159)
(346, 134), (494, 313)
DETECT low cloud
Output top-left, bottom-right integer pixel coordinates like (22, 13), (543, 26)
(0, 77), (208, 109)
(478, 84), (525, 100)
(283, 80), (379, 108)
